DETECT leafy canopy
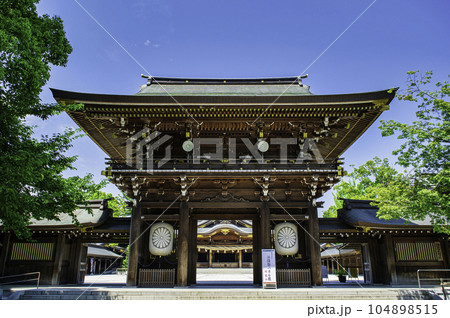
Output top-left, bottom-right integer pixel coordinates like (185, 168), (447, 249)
(322, 157), (401, 218)
(324, 71), (449, 234)
(0, 0), (107, 237)
(85, 191), (132, 217)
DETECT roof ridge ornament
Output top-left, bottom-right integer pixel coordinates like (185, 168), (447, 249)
(297, 74), (308, 86)
(141, 74), (152, 86)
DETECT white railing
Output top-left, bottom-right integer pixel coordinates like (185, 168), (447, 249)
(417, 269), (450, 288)
(0, 272), (40, 289)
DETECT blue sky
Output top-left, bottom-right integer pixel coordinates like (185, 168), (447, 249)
(33, 0), (450, 214)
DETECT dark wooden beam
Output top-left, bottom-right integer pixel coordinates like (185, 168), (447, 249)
(318, 237), (371, 244)
(260, 202), (271, 249)
(308, 203), (322, 286)
(127, 202), (142, 286)
(140, 201), (182, 208)
(189, 202), (261, 209)
(269, 201), (321, 208)
(52, 234), (65, 285)
(141, 214), (179, 221)
(80, 237), (130, 244)
(140, 221), (151, 274)
(188, 217), (198, 285)
(269, 214), (308, 221)
(112, 171), (335, 179)
(191, 213), (258, 220)
(384, 234), (398, 285)
(0, 234), (11, 276)
(139, 201), (315, 209)
(368, 237), (385, 284)
(253, 217), (261, 285)
(66, 239), (83, 284)
(177, 201), (189, 286)
(440, 238), (450, 269)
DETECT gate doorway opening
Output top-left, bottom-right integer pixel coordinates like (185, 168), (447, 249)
(195, 220), (254, 286)
(82, 243), (128, 286)
(321, 243), (371, 285)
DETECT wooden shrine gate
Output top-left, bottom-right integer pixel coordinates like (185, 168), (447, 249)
(51, 76), (397, 287)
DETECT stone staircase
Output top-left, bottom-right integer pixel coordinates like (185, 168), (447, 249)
(14, 287), (438, 300)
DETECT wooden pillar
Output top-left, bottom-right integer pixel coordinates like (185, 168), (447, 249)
(177, 201), (189, 286)
(368, 237), (384, 284)
(66, 238), (84, 284)
(0, 233), (11, 276)
(79, 244), (88, 284)
(140, 220), (151, 268)
(260, 202), (271, 249)
(188, 216), (197, 285)
(127, 201), (142, 286)
(208, 250), (213, 268)
(439, 239), (450, 269)
(238, 250), (243, 268)
(52, 234), (65, 285)
(384, 234), (398, 285)
(253, 217), (262, 285)
(308, 203), (322, 286)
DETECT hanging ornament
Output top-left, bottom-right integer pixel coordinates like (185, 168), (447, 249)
(274, 222), (299, 255)
(149, 222), (174, 256)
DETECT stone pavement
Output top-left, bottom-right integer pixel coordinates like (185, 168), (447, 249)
(83, 268), (364, 285)
(1, 269), (445, 300)
(7, 286), (443, 300)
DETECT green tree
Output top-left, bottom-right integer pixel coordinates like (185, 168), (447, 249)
(324, 71), (449, 233)
(85, 191), (132, 217)
(323, 158), (401, 217)
(378, 71), (449, 232)
(0, 1), (104, 237)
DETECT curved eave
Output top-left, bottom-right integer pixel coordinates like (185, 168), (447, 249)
(51, 87), (397, 161)
(50, 88), (397, 105)
(198, 223), (252, 236)
(24, 200), (111, 231)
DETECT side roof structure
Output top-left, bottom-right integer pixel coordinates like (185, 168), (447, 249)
(338, 199), (434, 230)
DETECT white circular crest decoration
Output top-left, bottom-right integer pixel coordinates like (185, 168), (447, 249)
(256, 139), (269, 153)
(149, 223), (173, 256)
(182, 140), (194, 152)
(274, 222), (299, 255)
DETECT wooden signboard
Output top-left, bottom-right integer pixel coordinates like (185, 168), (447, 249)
(262, 249), (277, 289)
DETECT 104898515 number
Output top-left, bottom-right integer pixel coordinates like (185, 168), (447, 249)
(368, 304), (438, 315)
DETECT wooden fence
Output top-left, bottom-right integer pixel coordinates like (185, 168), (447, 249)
(138, 269), (175, 287)
(276, 269), (311, 287)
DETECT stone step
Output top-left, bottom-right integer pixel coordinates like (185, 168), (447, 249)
(17, 288), (436, 300)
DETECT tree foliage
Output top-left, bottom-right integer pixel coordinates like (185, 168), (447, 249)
(85, 191), (132, 217)
(324, 71), (449, 233)
(378, 71), (449, 232)
(0, 1), (105, 237)
(322, 158), (401, 217)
